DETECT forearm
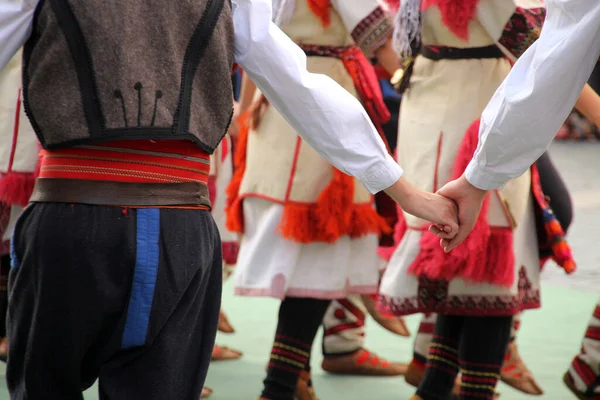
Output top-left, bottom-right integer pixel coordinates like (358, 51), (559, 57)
(375, 37), (401, 76)
(574, 83), (600, 128)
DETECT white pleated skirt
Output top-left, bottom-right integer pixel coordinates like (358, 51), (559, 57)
(234, 197), (381, 300)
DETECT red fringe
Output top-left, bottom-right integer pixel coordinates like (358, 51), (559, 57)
(0, 171), (36, 207)
(225, 112), (250, 234)
(408, 120), (515, 287)
(225, 112), (389, 243)
(307, 0), (332, 28)
(279, 169), (390, 243)
(434, 0), (480, 41)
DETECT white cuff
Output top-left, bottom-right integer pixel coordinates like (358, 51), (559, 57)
(464, 160), (506, 191)
(359, 154), (403, 194)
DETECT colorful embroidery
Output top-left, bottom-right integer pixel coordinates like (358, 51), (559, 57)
(351, 7), (394, 57)
(530, 163), (576, 274)
(498, 7), (546, 59)
(378, 267), (540, 317)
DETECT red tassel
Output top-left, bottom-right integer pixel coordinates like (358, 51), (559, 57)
(435, 0), (480, 41)
(408, 119), (515, 287)
(225, 112), (250, 234)
(476, 228), (515, 286)
(0, 171), (36, 207)
(307, 0), (332, 27)
(279, 170), (388, 243)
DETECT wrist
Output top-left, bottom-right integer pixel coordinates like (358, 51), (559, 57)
(384, 177), (416, 208)
(459, 175), (487, 199)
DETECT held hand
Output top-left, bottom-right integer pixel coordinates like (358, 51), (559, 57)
(431, 174), (487, 252)
(384, 178), (459, 238)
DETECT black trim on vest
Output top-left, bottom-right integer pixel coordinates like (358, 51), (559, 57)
(22, 0), (46, 147)
(174, 0), (225, 133)
(48, 0), (105, 137)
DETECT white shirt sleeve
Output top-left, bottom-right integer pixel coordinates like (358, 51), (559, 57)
(0, 0), (38, 71)
(465, 0), (600, 190)
(231, 0), (402, 194)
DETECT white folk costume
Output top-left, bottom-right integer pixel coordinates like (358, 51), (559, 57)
(463, 3), (600, 397)
(0, 50), (40, 242)
(0, 49), (40, 359)
(227, 0), (394, 299)
(378, 0), (576, 317)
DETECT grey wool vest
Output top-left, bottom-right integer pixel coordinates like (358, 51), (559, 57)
(22, 0), (234, 154)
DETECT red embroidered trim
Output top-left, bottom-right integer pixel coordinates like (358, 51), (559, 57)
(378, 266), (540, 317)
(351, 6), (394, 56)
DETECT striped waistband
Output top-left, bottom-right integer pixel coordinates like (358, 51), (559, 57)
(39, 140), (211, 185)
(33, 140), (212, 208)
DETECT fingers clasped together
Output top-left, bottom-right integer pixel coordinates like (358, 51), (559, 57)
(383, 175), (487, 253)
(428, 174), (487, 253)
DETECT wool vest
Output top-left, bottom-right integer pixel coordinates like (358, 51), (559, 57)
(22, 0), (234, 153)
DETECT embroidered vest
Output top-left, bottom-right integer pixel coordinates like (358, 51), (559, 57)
(22, 0), (234, 153)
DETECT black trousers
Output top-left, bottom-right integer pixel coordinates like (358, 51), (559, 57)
(8, 203), (222, 399)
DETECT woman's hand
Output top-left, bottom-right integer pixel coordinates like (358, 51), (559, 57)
(383, 177), (459, 238)
(431, 174), (487, 252)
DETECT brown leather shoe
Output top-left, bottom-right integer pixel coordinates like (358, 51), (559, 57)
(500, 341), (544, 395)
(200, 387), (213, 398)
(212, 344), (243, 361)
(322, 348), (407, 376)
(218, 310), (235, 334)
(361, 294), (410, 337)
(405, 360), (425, 388)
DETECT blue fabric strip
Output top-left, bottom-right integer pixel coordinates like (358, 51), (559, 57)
(122, 208), (161, 349)
(9, 236), (19, 269)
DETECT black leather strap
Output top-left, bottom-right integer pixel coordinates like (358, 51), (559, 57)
(421, 45), (504, 61)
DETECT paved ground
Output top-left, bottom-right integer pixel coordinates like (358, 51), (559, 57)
(0, 142), (598, 399)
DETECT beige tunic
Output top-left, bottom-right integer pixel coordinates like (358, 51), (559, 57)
(238, 0), (391, 206)
(233, 0), (394, 299)
(379, 0), (544, 316)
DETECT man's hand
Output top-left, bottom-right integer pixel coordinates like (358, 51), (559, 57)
(384, 177), (459, 238)
(431, 174), (487, 252)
